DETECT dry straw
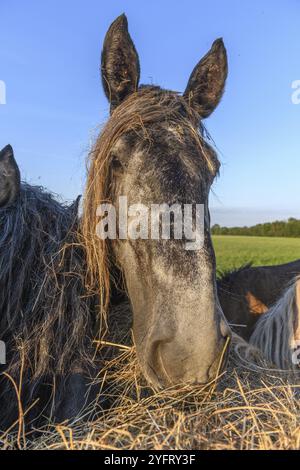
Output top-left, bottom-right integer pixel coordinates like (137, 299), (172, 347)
(3, 332), (300, 450)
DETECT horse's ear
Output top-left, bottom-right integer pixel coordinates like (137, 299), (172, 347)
(184, 39), (228, 119)
(101, 14), (140, 111)
(0, 145), (21, 208)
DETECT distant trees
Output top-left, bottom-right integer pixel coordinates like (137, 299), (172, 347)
(212, 218), (300, 237)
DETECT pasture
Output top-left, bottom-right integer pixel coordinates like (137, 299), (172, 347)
(213, 235), (300, 272)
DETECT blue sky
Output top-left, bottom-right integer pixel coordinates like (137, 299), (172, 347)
(0, 0), (299, 226)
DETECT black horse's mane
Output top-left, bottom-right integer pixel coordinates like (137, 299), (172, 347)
(0, 183), (98, 430)
(217, 263), (253, 287)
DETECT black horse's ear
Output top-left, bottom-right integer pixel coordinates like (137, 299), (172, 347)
(184, 39), (228, 119)
(0, 145), (21, 208)
(101, 14), (140, 111)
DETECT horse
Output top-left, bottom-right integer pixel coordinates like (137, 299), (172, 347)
(0, 145), (99, 433)
(248, 277), (300, 371)
(1, 12), (231, 427)
(81, 14), (231, 389)
(217, 260), (300, 339)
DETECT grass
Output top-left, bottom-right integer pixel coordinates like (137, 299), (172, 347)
(213, 235), (300, 272)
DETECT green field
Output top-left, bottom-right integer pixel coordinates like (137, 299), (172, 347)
(212, 235), (300, 273)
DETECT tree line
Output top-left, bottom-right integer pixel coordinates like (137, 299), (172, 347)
(212, 218), (300, 237)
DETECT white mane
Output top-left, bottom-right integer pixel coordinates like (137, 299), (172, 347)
(249, 277), (300, 370)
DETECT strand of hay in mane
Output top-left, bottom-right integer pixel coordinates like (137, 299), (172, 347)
(81, 86), (216, 328)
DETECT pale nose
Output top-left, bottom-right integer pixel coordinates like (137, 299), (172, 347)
(145, 319), (232, 387)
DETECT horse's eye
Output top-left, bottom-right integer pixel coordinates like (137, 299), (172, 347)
(111, 155), (123, 171)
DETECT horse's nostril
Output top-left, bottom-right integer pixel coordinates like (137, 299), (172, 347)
(146, 339), (173, 387)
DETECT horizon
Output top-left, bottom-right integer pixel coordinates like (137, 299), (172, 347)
(211, 207), (300, 228)
(1, 0), (299, 226)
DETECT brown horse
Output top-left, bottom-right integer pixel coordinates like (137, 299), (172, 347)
(217, 260), (300, 339)
(81, 14), (231, 389)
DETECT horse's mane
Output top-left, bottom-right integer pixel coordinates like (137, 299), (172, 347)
(0, 183), (97, 427)
(249, 277), (300, 370)
(81, 85), (218, 322)
(217, 263), (253, 286)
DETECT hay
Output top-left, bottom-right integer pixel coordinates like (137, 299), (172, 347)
(2, 312), (300, 450)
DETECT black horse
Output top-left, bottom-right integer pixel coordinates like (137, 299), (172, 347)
(0, 144), (100, 434)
